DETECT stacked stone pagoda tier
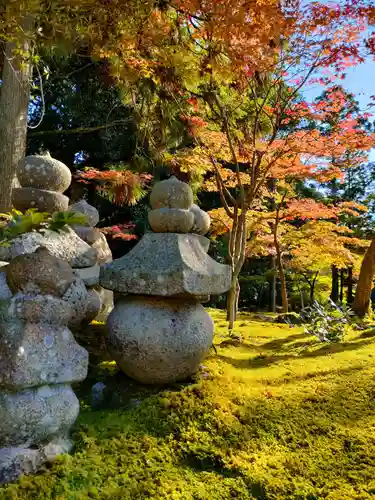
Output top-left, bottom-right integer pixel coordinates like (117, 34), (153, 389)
(0, 248), (88, 484)
(12, 154), (72, 213)
(5, 152), (114, 326)
(100, 177), (231, 385)
(68, 200), (114, 323)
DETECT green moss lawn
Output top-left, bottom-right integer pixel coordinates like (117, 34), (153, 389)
(2, 309), (375, 499)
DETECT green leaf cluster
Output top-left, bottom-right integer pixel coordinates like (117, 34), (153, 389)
(0, 209), (88, 246)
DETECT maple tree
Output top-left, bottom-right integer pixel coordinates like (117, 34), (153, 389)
(285, 219), (367, 305)
(267, 190), (341, 313)
(0, 0), (291, 212)
(2, 0), (375, 325)
(267, 188), (370, 312)
(156, 0), (375, 328)
(100, 223), (138, 243)
(171, 82), (373, 325)
(211, 186), (368, 313)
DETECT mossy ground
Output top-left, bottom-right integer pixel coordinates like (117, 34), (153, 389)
(2, 309), (375, 500)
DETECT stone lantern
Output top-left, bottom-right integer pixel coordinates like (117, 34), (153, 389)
(100, 177), (231, 384)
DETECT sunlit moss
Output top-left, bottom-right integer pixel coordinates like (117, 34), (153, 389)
(2, 310), (375, 499)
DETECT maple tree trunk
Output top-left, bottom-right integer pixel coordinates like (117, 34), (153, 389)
(309, 272), (318, 304)
(274, 244), (288, 313)
(235, 280), (240, 316)
(268, 178), (277, 313)
(227, 279), (240, 325)
(227, 288), (234, 324)
(209, 90), (248, 332)
(308, 283), (314, 304)
(309, 286), (314, 303)
(269, 255), (277, 313)
(353, 238), (375, 317)
(227, 279), (240, 328)
(273, 225), (288, 313)
(0, 22), (33, 211)
(277, 254), (288, 313)
(330, 265), (339, 303)
(227, 211), (246, 331)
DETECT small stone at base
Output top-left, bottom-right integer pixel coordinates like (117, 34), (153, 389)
(0, 438), (72, 484)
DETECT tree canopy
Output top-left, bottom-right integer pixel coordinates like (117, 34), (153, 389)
(1, 0), (375, 317)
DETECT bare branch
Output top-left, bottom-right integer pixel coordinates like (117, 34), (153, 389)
(28, 118), (132, 137)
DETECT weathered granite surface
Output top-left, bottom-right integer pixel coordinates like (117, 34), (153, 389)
(0, 249), (88, 483)
(66, 199), (113, 324)
(107, 296), (214, 384)
(12, 188), (70, 213)
(0, 446), (44, 484)
(92, 233), (112, 265)
(17, 155), (71, 192)
(72, 226), (101, 245)
(102, 177), (230, 385)
(3, 293), (72, 325)
(100, 232), (231, 297)
(148, 208), (194, 233)
(0, 273), (12, 301)
(74, 265), (100, 287)
(190, 204), (211, 235)
(0, 300), (88, 391)
(94, 286), (114, 323)
(0, 385), (80, 448)
(150, 176), (193, 209)
(69, 200), (100, 227)
(6, 247), (74, 296)
(10, 227), (98, 268)
(68, 200), (112, 323)
(84, 288), (102, 324)
(62, 278), (89, 328)
(0, 246), (11, 262)
(0, 437), (72, 484)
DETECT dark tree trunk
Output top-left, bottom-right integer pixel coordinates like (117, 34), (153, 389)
(353, 239), (375, 317)
(274, 240), (288, 313)
(330, 265), (339, 303)
(269, 255), (277, 313)
(0, 21), (33, 211)
(268, 178), (277, 313)
(340, 269), (345, 304)
(309, 273), (318, 304)
(347, 267), (354, 305)
(295, 280), (304, 309)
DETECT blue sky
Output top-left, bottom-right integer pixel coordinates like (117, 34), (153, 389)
(342, 59), (375, 110)
(301, 2), (375, 112)
(301, 56), (375, 192)
(303, 46), (375, 161)
(339, 58), (375, 161)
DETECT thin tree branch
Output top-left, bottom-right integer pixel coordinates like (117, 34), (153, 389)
(28, 118), (132, 137)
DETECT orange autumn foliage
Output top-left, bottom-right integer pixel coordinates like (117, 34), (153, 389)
(75, 168), (152, 206)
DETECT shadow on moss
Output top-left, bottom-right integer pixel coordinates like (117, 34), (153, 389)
(3, 311), (375, 499)
(216, 338), (375, 370)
